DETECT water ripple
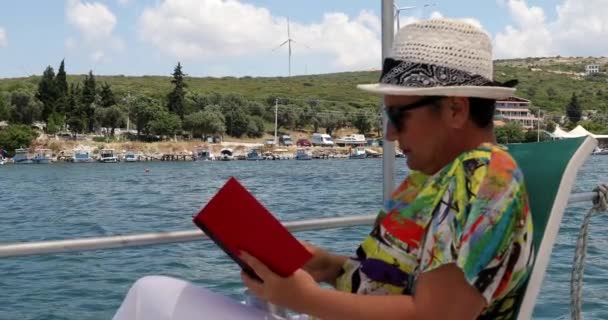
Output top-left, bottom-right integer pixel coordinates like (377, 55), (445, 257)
(0, 157), (606, 318)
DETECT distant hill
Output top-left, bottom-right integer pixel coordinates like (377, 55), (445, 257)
(2, 56), (608, 115)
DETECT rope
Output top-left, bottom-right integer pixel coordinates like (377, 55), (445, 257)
(570, 184), (608, 320)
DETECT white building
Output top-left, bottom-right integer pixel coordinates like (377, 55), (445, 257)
(586, 64), (600, 75)
(495, 97), (541, 130)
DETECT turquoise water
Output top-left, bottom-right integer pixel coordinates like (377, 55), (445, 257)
(1, 157), (607, 319)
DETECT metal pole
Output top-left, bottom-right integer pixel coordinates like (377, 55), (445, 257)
(0, 215), (377, 258)
(382, 0), (396, 202)
(0, 191), (597, 259)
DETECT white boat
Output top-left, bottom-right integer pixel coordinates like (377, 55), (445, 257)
(99, 149), (118, 163)
(219, 148), (234, 161)
(336, 134), (366, 146)
(295, 148), (312, 160)
(195, 149), (215, 161)
(32, 149), (52, 164)
(349, 147), (367, 159)
(124, 152), (139, 162)
(0, 158), (4, 165)
(592, 146), (608, 155)
(73, 150), (94, 163)
(13, 148), (34, 164)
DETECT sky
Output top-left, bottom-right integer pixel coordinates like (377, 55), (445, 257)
(0, 0), (605, 78)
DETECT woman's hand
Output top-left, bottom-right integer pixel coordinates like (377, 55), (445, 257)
(300, 241), (348, 286)
(239, 251), (320, 313)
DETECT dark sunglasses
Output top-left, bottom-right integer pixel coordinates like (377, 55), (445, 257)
(385, 96), (444, 131)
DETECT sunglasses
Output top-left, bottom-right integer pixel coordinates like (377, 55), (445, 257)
(385, 96), (444, 131)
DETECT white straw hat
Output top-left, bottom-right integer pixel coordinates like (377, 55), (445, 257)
(358, 18), (516, 99)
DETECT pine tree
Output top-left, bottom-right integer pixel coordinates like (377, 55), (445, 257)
(100, 83), (116, 108)
(81, 71), (97, 132)
(36, 66), (59, 122)
(54, 59), (69, 115)
(566, 93), (582, 124)
(167, 62), (187, 120)
(55, 59), (68, 96)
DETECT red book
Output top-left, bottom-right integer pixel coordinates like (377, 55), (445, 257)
(193, 177), (312, 281)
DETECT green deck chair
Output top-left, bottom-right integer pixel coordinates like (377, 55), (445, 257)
(505, 136), (597, 319)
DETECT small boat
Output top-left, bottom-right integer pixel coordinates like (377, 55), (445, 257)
(295, 148), (312, 160)
(263, 151), (277, 160)
(32, 149), (52, 164)
(335, 134), (366, 146)
(73, 150), (94, 163)
(124, 152), (139, 162)
(592, 146), (608, 155)
(349, 147), (367, 159)
(219, 148), (234, 161)
(195, 149), (215, 161)
(13, 148), (34, 164)
(99, 149), (118, 163)
(246, 149), (263, 161)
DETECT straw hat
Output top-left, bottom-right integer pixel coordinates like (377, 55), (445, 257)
(358, 18), (516, 99)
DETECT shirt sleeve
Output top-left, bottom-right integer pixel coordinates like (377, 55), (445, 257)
(416, 152), (530, 304)
(455, 153), (528, 303)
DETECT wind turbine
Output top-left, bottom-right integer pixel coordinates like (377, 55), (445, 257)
(394, 2), (437, 30)
(273, 17), (309, 77)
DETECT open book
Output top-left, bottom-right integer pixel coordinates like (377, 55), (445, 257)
(193, 177), (312, 281)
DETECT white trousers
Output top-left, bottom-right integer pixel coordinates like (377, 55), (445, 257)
(112, 275), (299, 320)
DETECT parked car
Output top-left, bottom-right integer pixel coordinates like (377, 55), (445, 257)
(265, 139), (276, 146)
(296, 138), (312, 147)
(311, 133), (334, 147)
(279, 135), (293, 146)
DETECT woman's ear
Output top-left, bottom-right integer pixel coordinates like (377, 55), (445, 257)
(443, 97), (470, 129)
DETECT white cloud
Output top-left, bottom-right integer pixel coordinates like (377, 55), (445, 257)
(138, 0), (382, 71)
(0, 27), (6, 47)
(91, 50), (105, 63)
(117, 0), (131, 5)
(65, 0), (124, 62)
(494, 0), (608, 58)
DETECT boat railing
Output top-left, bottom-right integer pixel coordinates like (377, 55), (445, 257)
(0, 192), (598, 258)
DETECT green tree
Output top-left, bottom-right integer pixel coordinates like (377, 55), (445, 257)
(55, 59), (68, 96)
(36, 66), (59, 122)
(81, 71), (97, 132)
(495, 122), (525, 144)
(46, 112), (64, 134)
(66, 84), (86, 133)
(55, 59), (69, 115)
(247, 115), (265, 138)
(224, 107), (250, 138)
(351, 112), (374, 135)
(566, 93), (582, 124)
(321, 113), (347, 136)
(167, 62), (187, 120)
(10, 91), (42, 125)
(97, 105), (127, 136)
(0, 124), (38, 156)
(0, 92), (10, 121)
(277, 105), (298, 130)
(130, 95), (164, 137)
(183, 106), (226, 138)
(100, 83), (116, 108)
(147, 112), (181, 138)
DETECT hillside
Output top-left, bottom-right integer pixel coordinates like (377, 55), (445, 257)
(2, 57), (608, 115)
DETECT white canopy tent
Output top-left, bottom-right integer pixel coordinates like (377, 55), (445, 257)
(552, 125), (608, 139)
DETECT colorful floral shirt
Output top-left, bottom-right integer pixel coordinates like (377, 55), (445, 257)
(335, 143), (535, 319)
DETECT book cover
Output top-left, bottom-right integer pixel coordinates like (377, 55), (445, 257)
(193, 177), (312, 280)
